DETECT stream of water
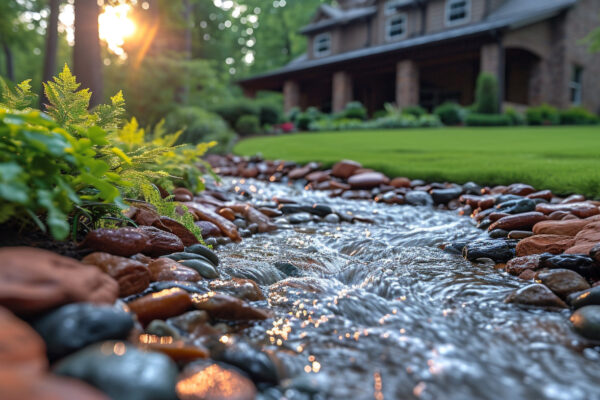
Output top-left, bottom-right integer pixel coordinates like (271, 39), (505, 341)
(217, 178), (600, 400)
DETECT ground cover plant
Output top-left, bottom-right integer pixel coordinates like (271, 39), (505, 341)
(234, 126), (600, 198)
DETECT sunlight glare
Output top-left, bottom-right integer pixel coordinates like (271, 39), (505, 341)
(99, 4), (136, 58)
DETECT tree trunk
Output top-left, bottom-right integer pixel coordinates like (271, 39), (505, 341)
(176, 0), (193, 104)
(2, 42), (14, 81)
(40, 0), (60, 108)
(73, 0), (103, 107)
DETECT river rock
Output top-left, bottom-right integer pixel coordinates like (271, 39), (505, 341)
(0, 306), (47, 374)
(430, 187), (463, 205)
(489, 212), (510, 222)
(229, 204), (277, 233)
(288, 165), (312, 179)
(306, 170), (330, 183)
(176, 360), (257, 400)
(209, 278), (264, 301)
(195, 221), (222, 238)
(591, 243), (600, 263)
(146, 320), (181, 339)
(567, 286), (600, 309)
(506, 183), (536, 196)
(274, 261), (303, 277)
(565, 221), (600, 254)
(527, 190), (553, 201)
(211, 340), (279, 384)
(390, 177), (411, 188)
(148, 258), (202, 282)
(0, 247), (118, 315)
(536, 202), (600, 218)
(164, 252), (214, 263)
(136, 226), (185, 257)
(180, 259), (219, 279)
(137, 334), (209, 362)
(570, 306), (600, 341)
(505, 284), (567, 308)
(185, 244), (220, 266)
(489, 212), (547, 232)
(81, 228), (149, 257)
(82, 252), (150, 297)
(331, 160), (361, 179)
(539, 254), (599, 279)
(185, 202), (242, 242)
(348, 172), (389, 189)
(505, 255), (541, 276)
(154, 217), (199, 247)
(497, 194), (525, 204)
(288, 213), (313, 224)
(299, 204), (333, 217)
(54, 341), (178, 400)
(192, 293), (270, 321)
(533, 219), (589, 237)
(463, 241), (516, 263)
(518, 269), (537, 280)
(0, 372), (110, 400)
(489, 229), (508, 239)
(324, 213), (341, 223)
(128, 288), (193, 325)
(405, 191), (434, 206)
(496, 199), (536, 214)
(508, 231), (534, 240)
(536, 269), (590, 299)
(515, 235), (575, 257)
(33, 303), (134, 361)
(562, 194), (586, 204)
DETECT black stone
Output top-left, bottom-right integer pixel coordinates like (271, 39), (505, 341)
(287, 213), (312, 224)
(539, 253), (600, 280)
(123, 281), (209, 302)
(162, 252), (214, 265)
(184, 244), (219, 266)
(299, 204), (333, 217)
(496, 198), (536, 214)
(462, 182), (482, 195)
(489, 229), (509, 239)
(463, 240), (516, 263)
(33, 303), (134, 361)
(442, 241), (469, 255)
(431, 187), (463, 205)
(211, 341), (279, 384)
(405, 191), (434, 206)
(570, 305), (600, 341)
(279, 205), (304, 214)
(496, 195), (524, 204)
(567, 286), (600, 309)
(180, 259), (219, 279)
(274, 262), (302, 277)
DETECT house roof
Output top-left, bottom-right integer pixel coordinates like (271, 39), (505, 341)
(240, 0), (577, 86)
(299, 4), (378, 34)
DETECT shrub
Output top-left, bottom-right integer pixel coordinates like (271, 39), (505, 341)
(465, 113), (512, 126)
(309, 118), (364, 131)
(212, 99), (259, 128)
(296, 107), (323, 131)
(526, 104), (560, 125)
(474, 73), (499, 114)
(372, 109), (388, 119)
(504, 107), (525, 125)
(286, 107), (301, 123)
(434, 102), (464, 125)
(235, 114), (261, 136)
(559, 107), (599, 125)
(418, 114), (443, 127)
(401, 105), (427, 118)
(164, 106), (234, 153)
(258, 102), (282, 126)
(340, 101), (367, 120)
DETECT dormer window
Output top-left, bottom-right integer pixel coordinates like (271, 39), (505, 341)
(445, 0), (471, 26)
(386, 13), (408, 41)
(313, 32), (331, 58)
(384, 0), (413, 16)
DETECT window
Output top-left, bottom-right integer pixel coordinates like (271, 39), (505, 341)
(384, 0), (413, 16)
(386, 14), (408, 41)
(313, 32), (331, 58)
(570, 65), (583, 105)
(445, 0), (470, 26)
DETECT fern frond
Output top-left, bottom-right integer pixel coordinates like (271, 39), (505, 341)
(43, 64), (91, 127)
(0, 78), (37, 110)
(94, 91), (126, 130)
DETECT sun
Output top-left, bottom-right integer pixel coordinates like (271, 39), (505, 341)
(99, 4), (136, 58)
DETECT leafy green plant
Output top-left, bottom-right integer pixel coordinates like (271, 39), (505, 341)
(474, 73), (499, 114)
(401, 105), (427, 118)
(434, 102), (464, 125)
(338, 101), (367, 121)
(235, 114), (261, 136)
(559, 107), (599, 125)
(212, 99), (260, 128)
(504, 107), (525, 126)
(465, 113), (512, 126)
(526, 104), (560, 125)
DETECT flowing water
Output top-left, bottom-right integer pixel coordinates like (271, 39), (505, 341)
(217, 178), (600, 400)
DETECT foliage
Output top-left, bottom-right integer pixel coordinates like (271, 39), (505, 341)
(559, 106), (599, 125)
(465, 113), (512, 126)
(235, 115), (261, 136)
(212, 99), (260, 128)
(504, 107), (525, 126)
(309, 118), (365, 131)
(296, 107), (323, 131)
(401, 105), (427, 118)
(0, 79), (37, 110)
(164, 106), (235, 153)
(308, 113), (442, 131)
(433, 102), (465, 126)
(337, 101), (367, 121)
(525, 104), (560, 126)
(473, 73), (499, 114)
(258, 102), (283, 126)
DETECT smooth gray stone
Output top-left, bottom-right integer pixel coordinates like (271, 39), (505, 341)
(571, 306), (600, 341)
(180, 259), (219, 279)
(184, 244), (219, 266)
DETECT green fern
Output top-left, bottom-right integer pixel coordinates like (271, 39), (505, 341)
(43, 64), (91, 127)
(0, 78), (37, 110)
(94, 91), (126, 130)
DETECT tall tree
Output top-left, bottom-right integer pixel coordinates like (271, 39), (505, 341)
(40, 0), (60, 106)
(74, 0), (103, 107)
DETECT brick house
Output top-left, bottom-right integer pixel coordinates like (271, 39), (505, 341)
(239, 0), (600, 115)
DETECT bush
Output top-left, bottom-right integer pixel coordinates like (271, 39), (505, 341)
(465, 113), (512, 126)
(474, 73), (499, 114)
(286, 107), (301, 123)
(258, 102), (282, 126)
(504, 107), (525, 126)
(434, 102), (464, 125)
(339, 101), (367, 120)
(526, 104), (560, 125)
(212, 99), (260, 128)
(401, 105), (427, 118)
(235, 114), (261, 136)
(418, 114), (443, 127)
(309, 117), (364, 131)
(559, 107), (599, 125)
(373, 109), (388, 119)
(296, 107), (323, 131)
(164, 106), (234, 153)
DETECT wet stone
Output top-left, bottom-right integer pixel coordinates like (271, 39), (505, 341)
(149, 258), (201, 283)
(185, 244), (219, 266)
(506, 183), (536, 196)
(274, 261), (303, 277)
(496, 194), (524, 204)
(192, 293), (270, 321)
(300, 204), (333, 217)
(168, 310), (210, 334)
(331, 160), (361, 179)
(324, 213), (341, 223)
(536, 269), (590, 299)
(33, 303), (134, 361)
(136, 226), (185, 257)
(180, 259), (219, 279)
(539, 254), (599, 280)
(233, 219), (247, 229)
(146, 320), (181, 339)
(128, 288), (193, 325)
(0, 306), (47, 374)
(287, 213), (313, 224)
(462, 182), (482, 195)
(54, 341), (178, 400)
(442, 241), (469, 255)
(591, 243), (600, 263)
(505, 283), (567, 308)
(209, 278), (265, 301)
(463, 240), (516, 263)
(194, 221), (222, 238)
(82, 252), (150, 297)
(505, 255), (542, 276)
(176, 360), (257, 400)
(81, 228), (149, 257)
(567, 286), (600, 309)
(489, 229), (508, 239)
(496, 199), (536, 215)
(515, 235), (575, 257)
(405, 191), (434, 206)
(489, 212), (547, 232)
(348, 172), (389, 189)
(508, 230), (534, 240)
(570, 306), (600, 341)
(431, 187), (463, 205)
(211, 340), (279, 384)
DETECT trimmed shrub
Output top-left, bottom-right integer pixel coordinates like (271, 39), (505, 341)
(340, 101), (367, 120)
(474, 73), (499, 114)
(258, 102), (282, 126)
(526, 104), (560, 125)
(286, 107), (301, 123)
(309, 118), (364, 131)
(504, 107), (525, 126)
(465, 113), (512, 126)
(434, 102), (464, 125)
(418, 114), (443, 127)
(373, 109), (388, 119)
(235, 114), (261, 136)
(559, 107), (599, 125)
(296, 107), (323, 131)
(401, 105), (427, 118)
(212, 99), (260, 128)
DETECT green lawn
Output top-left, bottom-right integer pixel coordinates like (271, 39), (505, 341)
(234, 126), (600, 198)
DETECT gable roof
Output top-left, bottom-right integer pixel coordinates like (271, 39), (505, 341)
(300, 4), (378, 34)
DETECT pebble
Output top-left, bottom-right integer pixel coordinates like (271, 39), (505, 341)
(211, 340), (279, 384)
(128, 288), (193, 325)
(591, 243), (600, 263)
(324, 213), (341, 223)
(565, 221), (600, 254)
(258, 207), (283, 218)
(137, 334), (209, 362)
(536, 269), (590, 298)
(81, 228), (149, 257)
(274, 261), (303, 277)
(539, 253), (599, 279)
(505, 283), (567, 308)
(287, 212), (313, 224)
(462, 182), (482, 195)
(0, 247), (118, 315)
(390, 177), (411, 188)
(156, 217), (199, 247)
(194, 221), (222, 238)
(508, 230), (534, 240)
(505, 255), (541, 275)
(82, 252), (150, 297)
(489, 229), (508, 239)
(430, 187), (463, 205)
(300, 204), (333, 217)
(180, 259), (219, 279)
(167, 310), (210, 334)
(209, 278), (265, 301)
(54, 341), (178, 400)
(570, 306), (600, 341)
(145, 320), (181, 339)
(567, 286), (600, 309)
(33, 303), (134, 361)
(463, 241), (516, 263)
(488, 212), (547, 232)
(506, 183), (536, 196)
(192, 293), (270, 321)
(0, 306), (47, 374)
(305, 170), (330, 183)
(515, 235), (575, 257)
(527, 190), (553, 201)
(148, 258), (202, 282)
(331, 160), (361, 179)
(536, 202), (600, 218)
(405, 191), (434, 206)
(185, 244), (220, 266)
(533, 216), (600, 237)
(496, 199), (536, 214)
(176, 360), (257, 400)
(348, 172), (389, 189)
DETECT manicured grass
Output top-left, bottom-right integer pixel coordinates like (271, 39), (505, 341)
(234, 126), (600, 198)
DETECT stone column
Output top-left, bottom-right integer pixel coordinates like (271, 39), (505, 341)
(283, 80), (300, 113)
(396, 60), (419, 108)
(332, 71), (353, 113)
(480, 41), (505, 109)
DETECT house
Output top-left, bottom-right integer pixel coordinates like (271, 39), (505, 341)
(239, 0), (600, 115)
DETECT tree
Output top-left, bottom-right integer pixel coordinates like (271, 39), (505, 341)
(41, 0), (61, 106)
(74, 0), (103, 107)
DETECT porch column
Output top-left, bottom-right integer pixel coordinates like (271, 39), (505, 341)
(480, 40), (505, 110)
(283, 80), (300, 113)
(332, 71), (353, 113)
(243, 87), (257, 99)
(395, 60), (419, 108)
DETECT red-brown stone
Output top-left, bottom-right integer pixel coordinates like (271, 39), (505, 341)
(154, 217), (199, 247)
(489, 212), (547, 232)
(194, 221), (222, 238)
(176, 362), (257, 400)
(217, 208), (236, 221)
(565, 221), (600, 254)
(390, 177), (412, 188)
(527, 190), (553, 201)
(192, 293), (270, 321)
(331, 160), (361, 179)
(230, 204), (277, 233)
(515, 235), (575, 257)
(82, 252), (150, 297)
(185, 202), (241, 242)
(0, 307), (47, 374)
(137, 226), (185, 257)
(347, 172), (389, 189)
(209, 278), (265, 301)
(532, 215), (600, 237)
(148, 258), (202, 282)
(506, 183), (536, 196)
(81, 228), (149, 257)
(505, 254), (542, 276)
(128, 288), (193, 325)
(536, 202), (600, 218)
